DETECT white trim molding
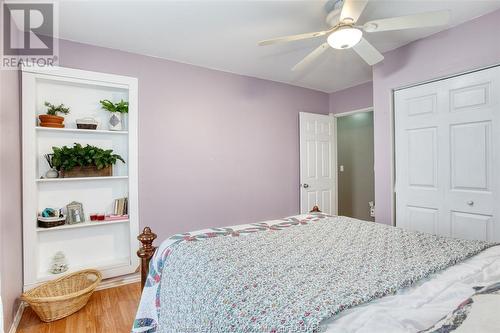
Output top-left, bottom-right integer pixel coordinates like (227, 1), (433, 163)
(330, 106), (373, 118)
(8, 302), (26, 333)
(95, 272), (140, 291)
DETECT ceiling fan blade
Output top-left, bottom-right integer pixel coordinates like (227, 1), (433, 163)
(352, 37), (384, 66)
(258, 29), (333, 46)
(292, 43), (330, 72)
(363, 10), (450, 33)
(340, 0), (368, 23)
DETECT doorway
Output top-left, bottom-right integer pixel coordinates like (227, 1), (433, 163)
(335, 109), (375, 221)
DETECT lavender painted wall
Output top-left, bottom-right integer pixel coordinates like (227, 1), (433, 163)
(329, 81), (373, 114)
(0, 69), (22, 331)
(373, 9), (500, 225)
(58, 39), (328, 237)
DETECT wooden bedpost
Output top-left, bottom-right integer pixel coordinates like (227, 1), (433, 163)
(137, 227), (157, 290)
(310, 205), (321, 213)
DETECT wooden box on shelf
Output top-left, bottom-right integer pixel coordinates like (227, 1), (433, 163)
(60, 165), (112, 178)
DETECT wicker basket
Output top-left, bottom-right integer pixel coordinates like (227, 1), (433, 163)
(37, 218), (66, 228)
(21, 269), (102, 322)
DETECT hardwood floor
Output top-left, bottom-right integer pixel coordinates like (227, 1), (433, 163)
(17, 283), (141, 333)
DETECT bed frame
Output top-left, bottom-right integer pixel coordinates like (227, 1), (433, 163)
(137, 205), (321, 289)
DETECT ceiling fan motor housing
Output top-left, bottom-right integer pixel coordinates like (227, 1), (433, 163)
(327, 25), (363, 49)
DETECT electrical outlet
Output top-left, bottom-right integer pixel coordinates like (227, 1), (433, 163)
(369, 201), (375, 218)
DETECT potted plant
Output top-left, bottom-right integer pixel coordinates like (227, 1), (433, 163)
(99, 99), (128, 131)
(51, 143), (125, 178)
(39, 102), (70, 128)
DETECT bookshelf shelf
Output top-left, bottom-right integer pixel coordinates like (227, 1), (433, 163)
(22, 65), (139, 291)
(36, 127), (128, 135)
(36, 176), (128, 183)
(36, 219), (129, 232)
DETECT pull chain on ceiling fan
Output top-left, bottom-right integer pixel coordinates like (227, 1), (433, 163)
(258, 0), (450, 71)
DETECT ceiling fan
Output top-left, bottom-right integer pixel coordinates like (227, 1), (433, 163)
(258, 0), (450, 71)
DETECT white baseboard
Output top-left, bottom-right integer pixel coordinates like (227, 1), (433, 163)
(8, 302), (26, 333)
(95, 272), (140, 291)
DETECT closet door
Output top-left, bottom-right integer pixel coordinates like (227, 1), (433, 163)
(395, 66), (500, 242)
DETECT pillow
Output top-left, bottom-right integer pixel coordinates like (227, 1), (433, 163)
(420, 282), (500, 333)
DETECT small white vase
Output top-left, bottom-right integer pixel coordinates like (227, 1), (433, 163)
(108, 112), (122, 131)
(45, 168), (59, 178)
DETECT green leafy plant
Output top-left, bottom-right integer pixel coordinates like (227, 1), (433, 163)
(44, 101), (70, 116)
(51, 143), (125, 171)
(99, 99), (129, 113)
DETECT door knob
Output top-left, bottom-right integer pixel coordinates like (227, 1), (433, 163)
(303, 184), (309, 189)
(467, 201), (474, 206)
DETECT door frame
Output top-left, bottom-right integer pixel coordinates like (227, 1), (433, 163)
(330, 107), (375, 219)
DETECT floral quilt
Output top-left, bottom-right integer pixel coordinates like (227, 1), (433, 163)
(132, 214), (493, 333)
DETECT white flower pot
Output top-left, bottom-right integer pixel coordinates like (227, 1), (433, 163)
(108, 112), (122, 131)
(45, 168), (59, 178)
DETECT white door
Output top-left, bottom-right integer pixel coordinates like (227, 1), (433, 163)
(299, 112), (336, 215)
(395, 66), (500, 242)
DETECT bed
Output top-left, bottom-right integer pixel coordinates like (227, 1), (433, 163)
(132, 207), (500, 333)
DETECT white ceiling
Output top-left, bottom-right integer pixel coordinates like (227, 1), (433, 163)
(56, 0), (500, 93)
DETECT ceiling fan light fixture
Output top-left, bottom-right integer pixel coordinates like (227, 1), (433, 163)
(327, 27), (362, 49)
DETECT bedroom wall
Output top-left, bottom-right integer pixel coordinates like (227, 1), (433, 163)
(372, 8), (500, 225)
(0, 69), (22, 331)
(1, 21), (23, 330)
(329, 81), (373, 114)
(56, 39), (329, 236)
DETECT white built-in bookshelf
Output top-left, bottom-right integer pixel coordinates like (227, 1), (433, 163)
(22, 66), (139, 290)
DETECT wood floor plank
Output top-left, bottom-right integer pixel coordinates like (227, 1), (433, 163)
(17, 283), (141, 333)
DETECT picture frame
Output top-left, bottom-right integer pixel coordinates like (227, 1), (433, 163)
(66, 201), (85, 224)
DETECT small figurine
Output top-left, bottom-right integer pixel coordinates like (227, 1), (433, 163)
(49, 251), (69, 274)
(41, 208), (56, 218)
(41, 208), (63, 218)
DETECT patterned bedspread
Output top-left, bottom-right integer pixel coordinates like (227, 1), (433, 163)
(132, 214), (493, 333)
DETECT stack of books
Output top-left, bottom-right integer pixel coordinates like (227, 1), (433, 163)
(113, 197), (128, 216)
